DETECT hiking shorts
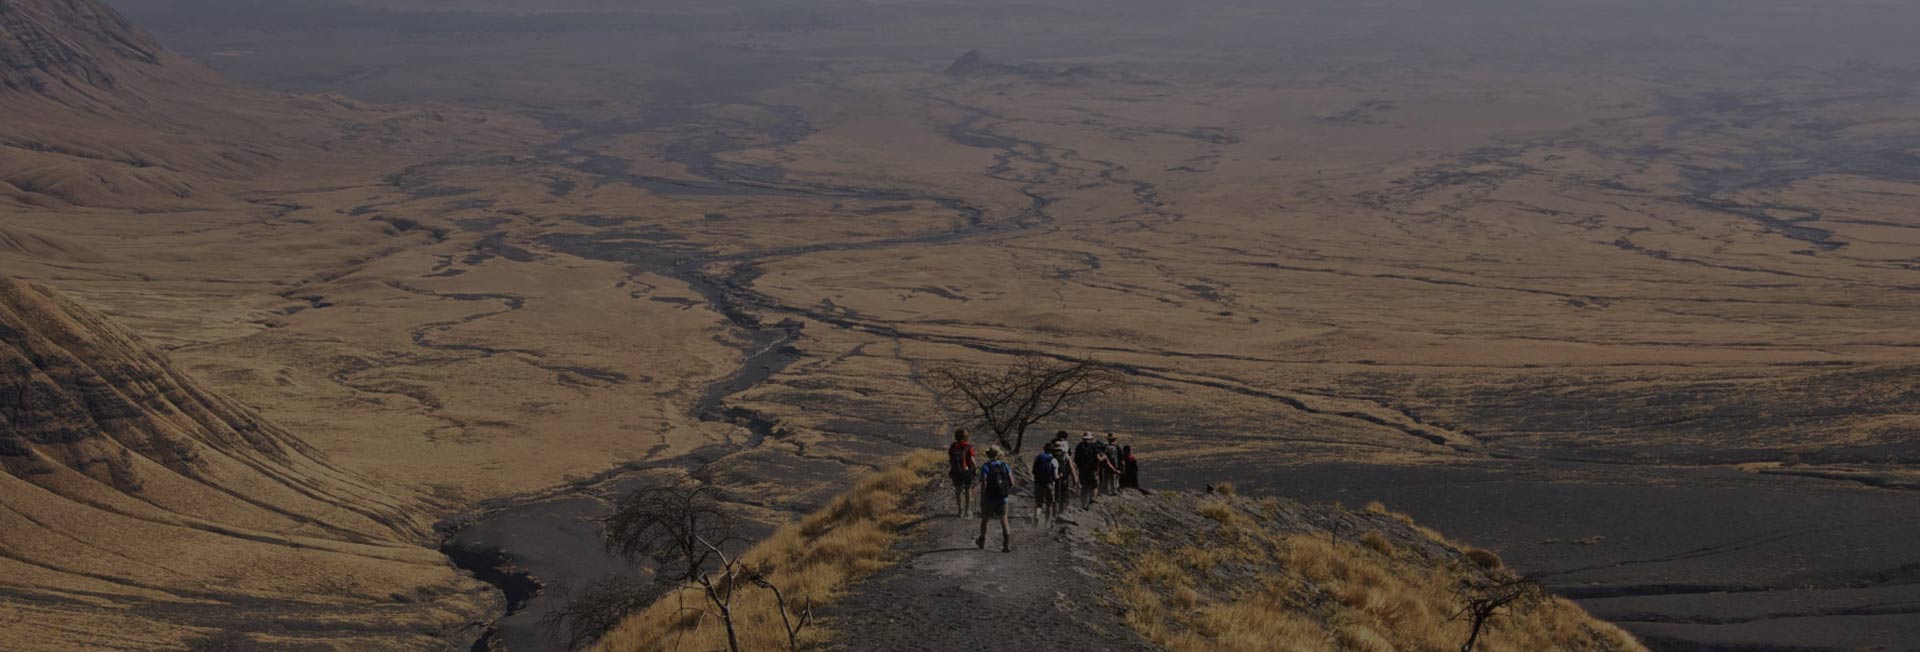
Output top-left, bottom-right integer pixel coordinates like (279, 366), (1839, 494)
(1034, 481), (1055, 507)
(979, 499), (1007, 519)
(1079, 470), (1099, 488)
(951, 469), (975, 489)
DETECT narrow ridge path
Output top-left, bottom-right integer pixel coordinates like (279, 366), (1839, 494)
(824, 483), (1157, 652)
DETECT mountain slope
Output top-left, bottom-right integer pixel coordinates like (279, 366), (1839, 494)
(0, 275), (496, 652)
(0, 0), (532, 211)
(0, 0), (258, 208)
(0, 0), (163, 92)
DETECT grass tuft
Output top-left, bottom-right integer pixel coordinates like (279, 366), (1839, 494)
(1100, 525), (1141, 546)
(1198, 499), (1239, 526)
(1361, 531), (1395, 556)
(1464, 547), (1503, 570)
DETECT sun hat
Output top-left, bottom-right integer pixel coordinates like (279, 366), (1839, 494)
(1081, 432), (1095, 441)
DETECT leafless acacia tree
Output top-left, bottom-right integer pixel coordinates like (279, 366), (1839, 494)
(541, 577), (656, 652)
(925, 355), (1128, 453)
(1452, 574), (1546, 652)
(543, 479), (812, 652)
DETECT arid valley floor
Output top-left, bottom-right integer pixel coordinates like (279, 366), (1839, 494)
(4, 0), (1919, 650)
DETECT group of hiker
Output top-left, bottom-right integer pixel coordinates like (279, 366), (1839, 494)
(946, 428), (1142, 553)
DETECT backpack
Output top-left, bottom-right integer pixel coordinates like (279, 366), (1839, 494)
(982, 460), (1012, 498)
(1074, 441), (1100, 469)
(1032, 453), (1058, 481)
(948, 442), (972, 474)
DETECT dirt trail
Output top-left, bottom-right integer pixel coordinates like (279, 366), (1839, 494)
(824, 483), (1158, 652)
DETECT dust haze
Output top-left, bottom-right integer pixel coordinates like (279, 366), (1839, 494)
(3, 0), (1916, 650)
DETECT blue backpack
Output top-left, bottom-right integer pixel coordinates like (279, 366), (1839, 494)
(1033, 453), (1058, 481)
(981, 460), (1013, 499)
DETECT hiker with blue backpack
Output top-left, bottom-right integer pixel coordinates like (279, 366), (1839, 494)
(1032, 443), (1062, 526)
(976, 447), (1016, 552)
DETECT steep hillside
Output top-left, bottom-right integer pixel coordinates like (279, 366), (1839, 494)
(0, 0), (164, 92)
(0, 0), (251, 208)
(0, 275), (496, 652)
(1083, 492), (1645, 652)
(0, 0), (529, 210)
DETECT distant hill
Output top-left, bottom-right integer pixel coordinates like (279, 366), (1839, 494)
(0, 0), (165, 92)
(0, 275), (497, 652)
(944, 48), (1107, 80)
(0, 0), (264, 208)
(0, 0), (530, 210)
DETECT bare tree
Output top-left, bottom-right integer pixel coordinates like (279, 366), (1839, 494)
(925, 355), (1127, 453)
(543, 479), (813, 652)
(540, 577), (657, 652)
(1451, 573), (1546, 652)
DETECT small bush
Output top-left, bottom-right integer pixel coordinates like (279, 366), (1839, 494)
(1364, 500), (1419, 528)
(1464, 547), (1504, 570)
(1361, 531), (1395, 556)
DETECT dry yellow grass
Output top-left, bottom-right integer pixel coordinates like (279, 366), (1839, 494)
(596, 450), (942, 652)
(1117, 499), (1645, 652)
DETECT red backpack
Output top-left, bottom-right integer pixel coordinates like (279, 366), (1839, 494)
(948, 441), (974, 474)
